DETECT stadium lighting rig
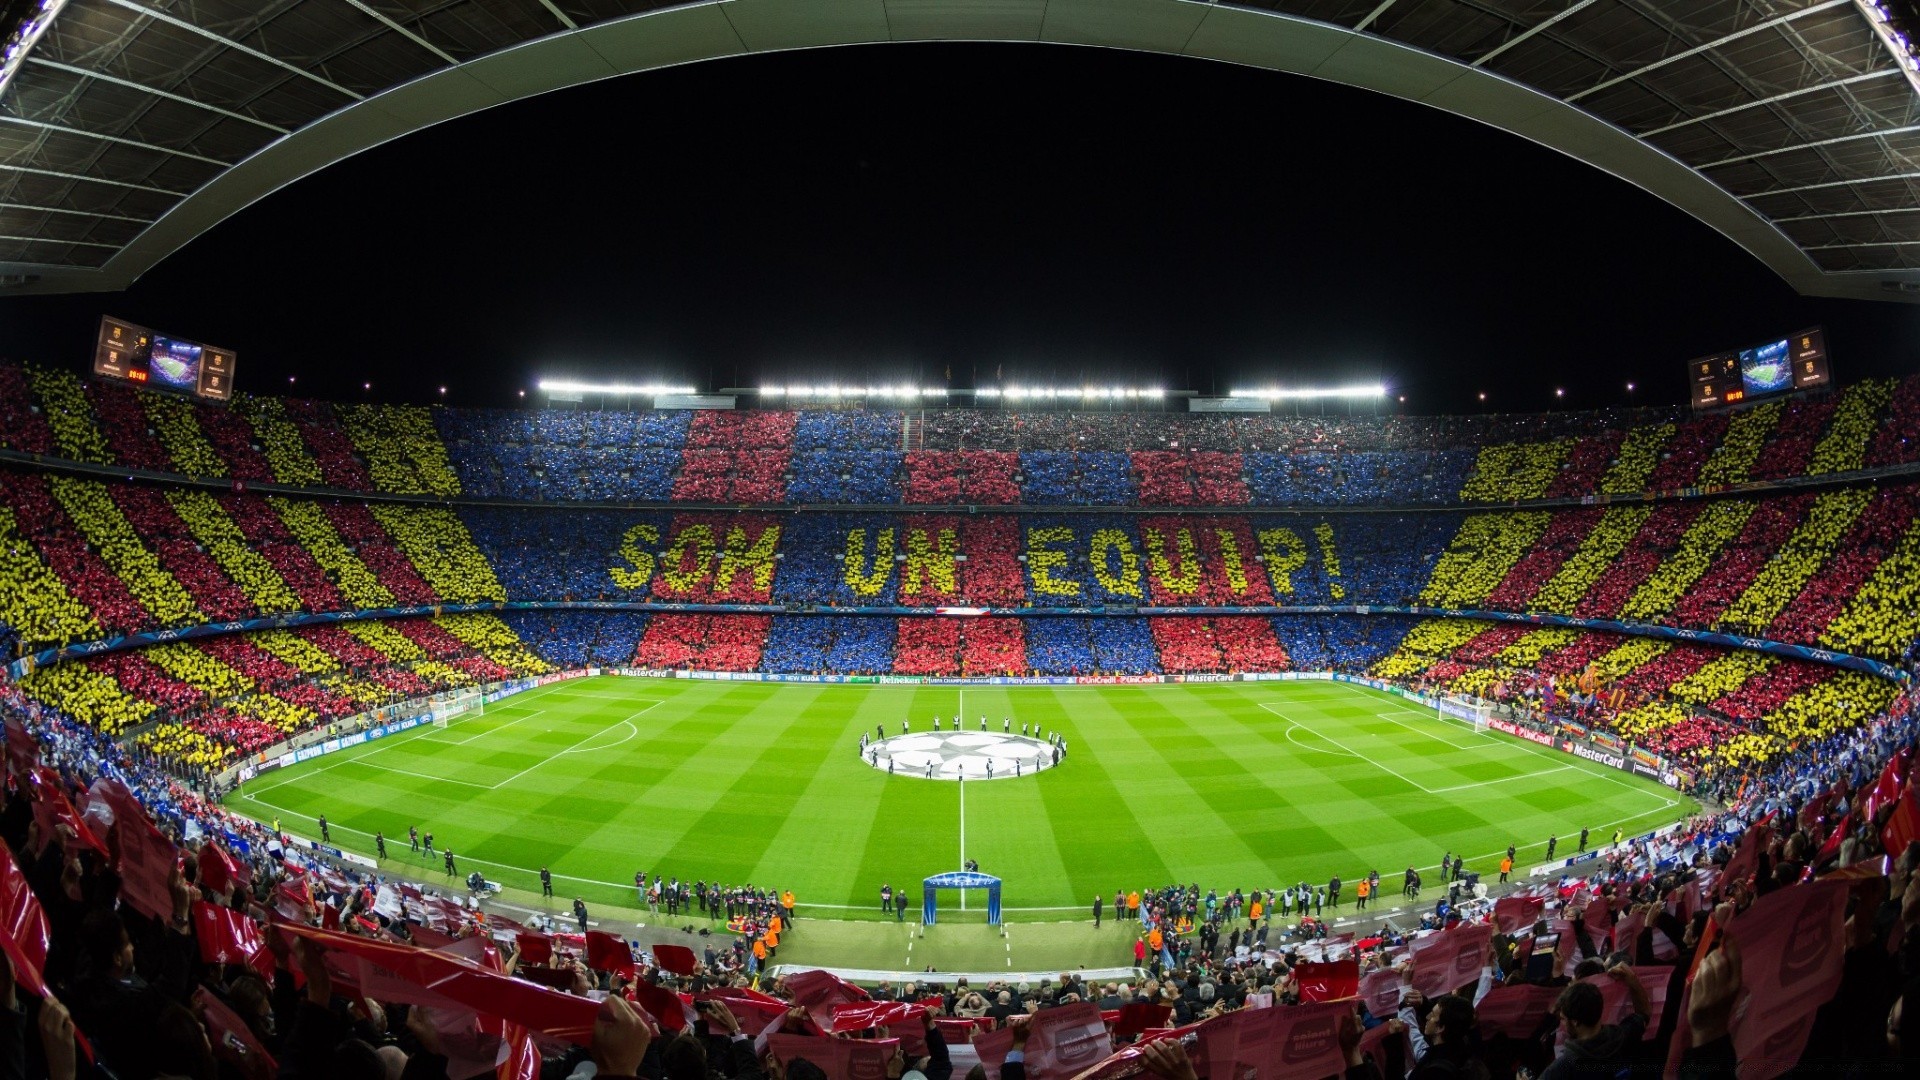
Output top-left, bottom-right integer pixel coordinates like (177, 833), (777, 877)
(758, 385), (947, 399)
(972, 386), (1166, 400)
(536, 379), (698, 396)
(1227, 384), (1390, 401)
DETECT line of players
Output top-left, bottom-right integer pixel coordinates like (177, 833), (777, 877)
(856, 714), (1070, 778)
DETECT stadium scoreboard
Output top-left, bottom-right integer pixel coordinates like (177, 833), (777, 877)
(92, 316), (236, 403)
(1689, 326), (1829, 410)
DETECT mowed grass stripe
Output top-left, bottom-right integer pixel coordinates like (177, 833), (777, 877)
(233, 677), (1694, 916)
(481, 683), (773, 894)
(659, 685), (857, 882)
(750, 688), (936, 904)
(1165, 690), (1401, 865)
(1102, 689), (1323, 885)
(846, 688), (966, 910)
(957, 687), (1113, 908)
(1207, 684), (1631, 873)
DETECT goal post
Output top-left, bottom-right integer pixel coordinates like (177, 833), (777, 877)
(430, 686), (483, 728)
(1433, 694), (1491, 733)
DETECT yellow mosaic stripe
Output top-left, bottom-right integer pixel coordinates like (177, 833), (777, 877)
(271, 497), (393, 607)
(0, 505), (99, 646)
(166, 490), (303, 613)
(1418, 512), (1553, 608)
(48, 476), (201, 626)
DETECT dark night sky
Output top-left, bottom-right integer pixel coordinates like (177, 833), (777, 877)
(4, 42), (1920, 412)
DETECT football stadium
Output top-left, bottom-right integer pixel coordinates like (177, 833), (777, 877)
(5, 2), (1920, 1079)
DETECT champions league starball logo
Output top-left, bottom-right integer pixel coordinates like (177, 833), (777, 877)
(862, 730), (1062, 781)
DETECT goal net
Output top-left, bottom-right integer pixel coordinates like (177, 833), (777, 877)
(1434, 694), (1492, 733)
(429, 687), (483, 729)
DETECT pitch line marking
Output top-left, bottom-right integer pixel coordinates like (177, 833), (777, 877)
(357, 676), (593, 762)
(233, 678), (1686, 912)
(232, 787), (1689, 910)
(1262, 700), (1679, 812)
(1262, 703), (1605, 799)
(418, 709), (545, 747)
(1423, 764), (1576, 794)
(343, 760), (498, 791)
(487, 701), (662, 790)
(1260, 703), (1439, 792)
(556, 719), (638, 757)
(1371, 709), (1493, 751)
(1283, 725), (1359, 757)
(244, 758), (345, 800)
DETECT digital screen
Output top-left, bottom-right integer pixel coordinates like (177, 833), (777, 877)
(147, 336), (201, 392)
(91, 316), (236, 402)
(1689, 326), (1829, 409)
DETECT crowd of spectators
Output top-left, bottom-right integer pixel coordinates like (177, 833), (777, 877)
(1, 472), (153, 638)
(6, 617), (553, 770)
(1149, 617), (1290, 673)
(1018, 451), (1136, 504)
(634, 615), (772, 672)
(1747, 398), (1832, 481)
(335, 404), (463, 497)
(491, 612), (1416, 685)
(1267, 616), (1420, 673)
(282, 397), (373, 489)
(12, 361), (1914, 511)
(46, 476), (203, 629)
(1869, 373), (1920, 466)
(760, 617), (896, 675)
(1369, 613), (1916, 776)
(498, 612), (648, 667)
(1244, 447), (1478, 507)
(109, 486), (255, 623)
(0, 498), (99, 660)
(1022, 618), (1160, 675)
(1695, 401), (1780, 488)
(438, 406), (690, 500)
(0, 363), (55, 456)
(84, 380), (175, 472)
(891, 617), (1025, 677)
(901, 450), (1021, 503)
(181, 394), (275, 482)
(210, 490), (345, 611)
(321, 504), (439, 606)
(3, 639), (1920, 1079)
(457, 510), (1460, 612)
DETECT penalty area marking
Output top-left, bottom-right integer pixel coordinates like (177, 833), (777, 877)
(415, 709), (545, 747)
(232, 681), (1683, 913)
(487, 701), (661, 789)
(1371, 708), (1498, 751)
(1282, 725), (1359, 758)
(257, 699), (662, 801)
(556, 718), (638, 757)
(1264, 702), (1585, 797)
(357, 676), (597, 762)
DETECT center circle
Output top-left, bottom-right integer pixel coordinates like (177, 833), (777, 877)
(859, 730), (1064, 781)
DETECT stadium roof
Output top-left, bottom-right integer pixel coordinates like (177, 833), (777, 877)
(4, 0), (1920, 301)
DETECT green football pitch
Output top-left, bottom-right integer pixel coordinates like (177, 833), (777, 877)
(232, 676), (1690, 923)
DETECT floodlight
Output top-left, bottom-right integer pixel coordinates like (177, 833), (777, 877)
(761, 385), (944, 398)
